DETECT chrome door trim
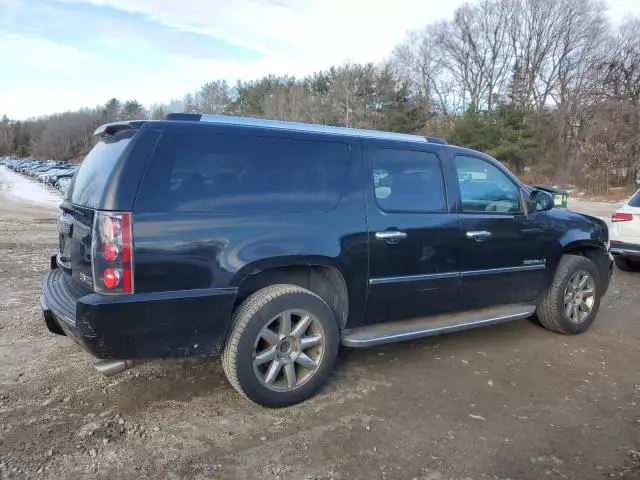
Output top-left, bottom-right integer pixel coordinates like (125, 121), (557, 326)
(369, 271), (460, 285)
(369, 264), (544, 285)
(461, 264), (545, 277)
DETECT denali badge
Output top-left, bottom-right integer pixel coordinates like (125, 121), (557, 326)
(523, 259), (546, 265)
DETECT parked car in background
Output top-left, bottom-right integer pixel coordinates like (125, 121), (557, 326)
(55, 177), (72, 195)
(610, 189), (640, 271)
(2, 157), (77, 195)
(40, 166), (77, 186)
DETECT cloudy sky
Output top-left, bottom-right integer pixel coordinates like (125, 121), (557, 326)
(0, 0), (638, 119)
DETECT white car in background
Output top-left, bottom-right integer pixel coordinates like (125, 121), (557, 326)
(610, 189), (640, 271)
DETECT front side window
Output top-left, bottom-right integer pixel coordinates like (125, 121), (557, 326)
(454, 155), (521, 213)
(372, 149), (446, 213)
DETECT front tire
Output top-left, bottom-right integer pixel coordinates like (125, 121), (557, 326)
(222, 284), (339, 407)
(536, 255), (601, 335)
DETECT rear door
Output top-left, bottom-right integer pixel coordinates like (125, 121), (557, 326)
(452, 154), (552, 309)
(364, 144), (461, 325)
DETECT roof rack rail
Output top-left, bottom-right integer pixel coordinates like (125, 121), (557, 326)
(163, 113), (429, 143)
(164, 113), (202, 121)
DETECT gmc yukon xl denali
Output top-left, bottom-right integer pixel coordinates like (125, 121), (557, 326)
(41, 114), (613, 407)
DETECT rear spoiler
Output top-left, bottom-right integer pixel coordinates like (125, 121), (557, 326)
(425, 136), (448, 144)
(94, 121), (146, 137)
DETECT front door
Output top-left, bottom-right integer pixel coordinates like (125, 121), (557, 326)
(364, 145), (461, 325)
(453, 154), (553, 309)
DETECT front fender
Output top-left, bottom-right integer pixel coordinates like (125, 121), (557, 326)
(537, 208), (610, 293)
(556, 235), (612, 293)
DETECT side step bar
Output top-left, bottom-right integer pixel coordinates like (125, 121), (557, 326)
(341, 304), (536, 348)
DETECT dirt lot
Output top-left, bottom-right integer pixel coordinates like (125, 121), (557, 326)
(0, 172), (639, 480)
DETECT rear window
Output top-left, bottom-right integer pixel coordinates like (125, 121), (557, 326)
(629, 190), (640, 207)
(66, 131), (134, 208)
(135, 131), (351, 213)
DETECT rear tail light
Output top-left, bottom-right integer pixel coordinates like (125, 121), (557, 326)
(92, 212), (133, 294)
(612, 212), (633, 222)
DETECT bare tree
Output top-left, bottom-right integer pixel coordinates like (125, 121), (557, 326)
(0, 115), (16, 155)
(443, 0), (513, 112)
(392, 23), (452, 116)
(32, 110), (102, 160)
(183, 93), (197, 114)
(198, 80), (232, 115)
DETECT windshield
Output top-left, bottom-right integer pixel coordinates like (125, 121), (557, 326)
(628, 190), (640, 207)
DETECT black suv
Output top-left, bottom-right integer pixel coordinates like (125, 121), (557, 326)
(41, 114), (613, 407)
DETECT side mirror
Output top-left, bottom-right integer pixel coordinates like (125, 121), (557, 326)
(527, 189), (554, 212)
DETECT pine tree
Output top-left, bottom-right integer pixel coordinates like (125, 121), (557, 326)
(121, 100), (147, 120)
(507, 61), (527, 108)
(150, 105), (167, 120)
(102, 98), (122, 122)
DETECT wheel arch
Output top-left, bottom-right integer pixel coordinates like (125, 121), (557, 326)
(560, 239), (612, 292)
(230, 258), (350, 331)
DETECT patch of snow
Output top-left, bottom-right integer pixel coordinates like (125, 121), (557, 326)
(0, 166), (62, 208)
(468, 413), (486, 421)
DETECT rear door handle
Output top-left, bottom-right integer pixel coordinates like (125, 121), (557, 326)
(375, 231), (408, 242)
(466, 230), (492, 242)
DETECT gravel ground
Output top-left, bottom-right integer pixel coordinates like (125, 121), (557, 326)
(0, 173), (639, 480)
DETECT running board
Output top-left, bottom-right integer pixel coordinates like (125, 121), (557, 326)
(341, 304), (536, 348)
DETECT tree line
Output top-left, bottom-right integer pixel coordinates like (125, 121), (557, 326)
(1, 0), (638, 193)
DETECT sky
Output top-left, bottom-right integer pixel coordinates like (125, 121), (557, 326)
(0, 0), (638, 120)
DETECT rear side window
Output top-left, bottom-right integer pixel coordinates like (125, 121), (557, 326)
(372, 149), (446, 213)
(135, 131), (351, 213)
(67, 130), (134, 208)
(628, 190), (640, 207)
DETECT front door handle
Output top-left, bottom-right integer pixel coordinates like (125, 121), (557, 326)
(375, 231), (408, 242)
(466, 230), (492, 242)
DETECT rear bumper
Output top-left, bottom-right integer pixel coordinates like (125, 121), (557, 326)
(610, 241), (640, 258)
(41, 267), (237, 359)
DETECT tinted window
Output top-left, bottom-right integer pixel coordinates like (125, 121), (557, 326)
(67, 130), (134, 208)
(136, 131), (351, 213)
(455, 155), (521, 213)
(373, 149), (446, 212)
(628, 190), (640, 207)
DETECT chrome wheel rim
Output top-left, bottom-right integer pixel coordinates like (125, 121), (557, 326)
(563, 270), (596, 323)
(252, 310), (325, 392)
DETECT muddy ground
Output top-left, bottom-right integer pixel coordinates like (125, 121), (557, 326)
(0, 173), (639, 480)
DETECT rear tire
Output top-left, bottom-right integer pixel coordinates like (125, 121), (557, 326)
(222, 284), (339, 407)
(536, 255), (601, 335)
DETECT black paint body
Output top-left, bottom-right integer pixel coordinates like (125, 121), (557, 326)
(41, 119), (613, 359)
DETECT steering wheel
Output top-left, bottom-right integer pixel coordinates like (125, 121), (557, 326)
(485, 200), (515, 212)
